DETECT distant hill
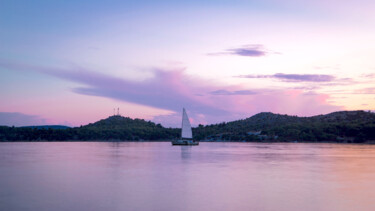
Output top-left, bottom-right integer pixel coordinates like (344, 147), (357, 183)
(0, 115), (179, 141)
(84, 115), (161, 129)
(1, 111), (375, 142)
(76, 115), (179, 140)
(20, 125), (70, 130)
(193, 110), (375, 142)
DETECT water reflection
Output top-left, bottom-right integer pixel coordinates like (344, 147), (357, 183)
(1, 142), (375, 211)
(180, 146), (192, 160)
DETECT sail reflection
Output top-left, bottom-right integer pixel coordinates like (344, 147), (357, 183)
(180, 146), (192, 160)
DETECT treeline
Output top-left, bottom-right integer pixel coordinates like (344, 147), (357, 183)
(193, 110), (375, 143)
(1, 111), (375, 142)
(0, 116), (179, 141)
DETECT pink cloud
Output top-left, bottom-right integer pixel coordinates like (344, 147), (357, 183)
(0, 60), (342, 127)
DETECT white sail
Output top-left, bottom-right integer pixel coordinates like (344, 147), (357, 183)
(181, 108), (193, 139)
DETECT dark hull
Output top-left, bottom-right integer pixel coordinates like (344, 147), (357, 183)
(171, 140), (199, 146)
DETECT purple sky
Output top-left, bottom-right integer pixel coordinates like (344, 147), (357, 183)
(1, 0), (375, 127)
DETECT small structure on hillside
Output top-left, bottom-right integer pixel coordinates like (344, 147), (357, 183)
(247, 131), (262, 136)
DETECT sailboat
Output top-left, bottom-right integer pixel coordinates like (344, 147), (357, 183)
(171, 108), (199, 146)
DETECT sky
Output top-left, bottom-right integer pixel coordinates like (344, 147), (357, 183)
(1, 0), (375, 127)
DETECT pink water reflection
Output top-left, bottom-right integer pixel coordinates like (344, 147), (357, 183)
(1, 142), (375, 211)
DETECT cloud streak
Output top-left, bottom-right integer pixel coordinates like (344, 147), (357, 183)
(355, 87), (375, 94)
(362, 73), (375, 78)
(209, 89), (257, 95)
(208, 44), (268, 57)
(237, 73), (336, 82)
(0, 112), (47, 126)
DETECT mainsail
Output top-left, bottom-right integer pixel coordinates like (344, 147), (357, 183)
(181, 108), (193, 139)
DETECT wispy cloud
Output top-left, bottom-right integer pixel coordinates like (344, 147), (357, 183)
(237, 73), (336, 82)
(362, 73), (375, 78)
(0, 60), (342, 126)
(0, 112), (47, 126)
(209, 89), (257, 95)
(208, 44), (269, 57)
(355, 87), (375, 94)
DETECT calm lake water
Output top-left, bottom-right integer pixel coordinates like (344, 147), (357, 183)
(1, 142), (375, 211)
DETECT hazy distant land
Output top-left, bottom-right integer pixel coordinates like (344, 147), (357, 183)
(1, 110), (374, 143)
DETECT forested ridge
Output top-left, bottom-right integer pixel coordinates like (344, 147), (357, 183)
(1, 110), (375, 143)
(193, 110), (375, 143)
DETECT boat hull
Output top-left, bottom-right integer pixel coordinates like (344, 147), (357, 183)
(171, 140), (199, 146)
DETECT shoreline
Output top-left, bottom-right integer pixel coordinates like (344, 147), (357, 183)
(1, 140), (375, 144)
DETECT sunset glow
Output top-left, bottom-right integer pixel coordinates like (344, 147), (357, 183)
(1, 0), (374, 127)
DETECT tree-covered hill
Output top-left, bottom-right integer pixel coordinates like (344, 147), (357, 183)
(193, 110), (375, 142)
(0, 115), (179, 141)
(1, 110), (374, 142)
(77, 115), (179, 140)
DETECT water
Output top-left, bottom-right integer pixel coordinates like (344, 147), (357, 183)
(1, 142), (375, 211)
